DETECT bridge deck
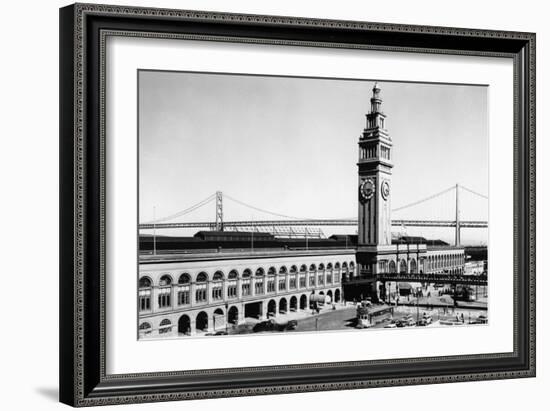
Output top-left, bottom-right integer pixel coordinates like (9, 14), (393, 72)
(139, 219), (488, 230)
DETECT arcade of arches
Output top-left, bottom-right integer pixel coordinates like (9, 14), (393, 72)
(138, 253), (352, 337)
(138, 248), (464, 338)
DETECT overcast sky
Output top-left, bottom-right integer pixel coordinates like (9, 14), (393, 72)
(138, 71), (488, 245)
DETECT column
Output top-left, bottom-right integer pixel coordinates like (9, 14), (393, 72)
(188, 317), (196, 336)
(190, 282), (196, 307)
(151, 286), (160, 314)
(237, 277), (242, 299)
(261, 300), (268, 320)
(171, 286), (177, 310)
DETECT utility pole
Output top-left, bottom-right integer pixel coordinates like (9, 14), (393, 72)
(153, 205), (157, 256)
(455, 183), (461, 246)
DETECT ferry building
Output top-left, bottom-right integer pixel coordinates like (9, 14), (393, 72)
(138, 84), (466, 338)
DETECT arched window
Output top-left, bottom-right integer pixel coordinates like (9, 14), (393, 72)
(139, 277), (152, 288)
(196, 272), (208, 283)
(267, 268), (276, 293)
(212, 271), (224, 300)
(289, 271), (297, 289)
(255, 268), (265, 295)
(159, 319), (172, 335)
(177, 273), (191, 306)
(309, 264), (316, 287)
(399, 259), (407, 274)
(195, 272), (208, 303)
(139, 322), (152, 336)
(242, 269), (252, 296)
(326, 263), (333, 284)
(317, 264), (325, 285)
(290, 265), (298, 273)
(410, 259), (417, 273)
(159, 274), (172, 286)
(300, 264), (307, 273)
(278, 268), (287, 291)
(158, 275), (172, 308)
(227, 270), (238, 299)
(139, 277), (152, 311)
(389, 260), (397, 273)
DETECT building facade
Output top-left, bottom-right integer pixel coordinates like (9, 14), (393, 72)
(138, 249), (354, 338)
(137, 83), (468, 338)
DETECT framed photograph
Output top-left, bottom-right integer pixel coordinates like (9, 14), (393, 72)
(59, 3), (536, 407)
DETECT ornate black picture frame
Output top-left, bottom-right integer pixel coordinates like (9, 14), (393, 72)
(59, 3), (535, 407)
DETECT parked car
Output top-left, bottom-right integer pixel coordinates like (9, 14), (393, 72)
(253, 319), (297, 332)
(384, 320), (398, 328)
(400, 314), (415, 327)
(418, 314), (433, 326)
(396, 319), (407, 328)
(470, 314), (488, 324)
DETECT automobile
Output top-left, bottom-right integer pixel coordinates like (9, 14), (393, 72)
(253, 319), (297, 332)
(472, 314), (488, 324)
(214, 330), (228, 336)
(401, 314), (416, 327)
(384, 320), (397, 328)
(286, 320), (298, 330)
(418, 314), (433, 326)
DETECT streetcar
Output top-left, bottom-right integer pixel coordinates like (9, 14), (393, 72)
(356, 301), (394, 328)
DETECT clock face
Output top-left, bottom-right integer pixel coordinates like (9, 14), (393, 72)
(360, 179), (375, 201)
(381, 180), (390, 200)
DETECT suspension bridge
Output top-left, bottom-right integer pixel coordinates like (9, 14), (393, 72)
(139, 184), (487, 246)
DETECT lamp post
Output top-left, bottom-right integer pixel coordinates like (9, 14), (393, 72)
(225, 302), (229, 334)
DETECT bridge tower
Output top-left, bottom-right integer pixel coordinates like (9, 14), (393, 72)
(215, 191), (223, 231)
(354, 83), (394, 299)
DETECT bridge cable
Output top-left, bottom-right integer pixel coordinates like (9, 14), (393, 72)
(142, 193), (216, 224)
(392, 185), (455, 213)
(224, 193), (314, 221)
(459, 185), (489, 200)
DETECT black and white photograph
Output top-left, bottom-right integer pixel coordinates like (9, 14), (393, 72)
(137, 71), (489, 339)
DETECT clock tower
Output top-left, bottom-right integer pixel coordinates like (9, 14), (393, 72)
(356, 83), (393, 285)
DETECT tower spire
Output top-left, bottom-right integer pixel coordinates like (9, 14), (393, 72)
(370, 82), (382, 113)
(366, 82), (387, 131)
